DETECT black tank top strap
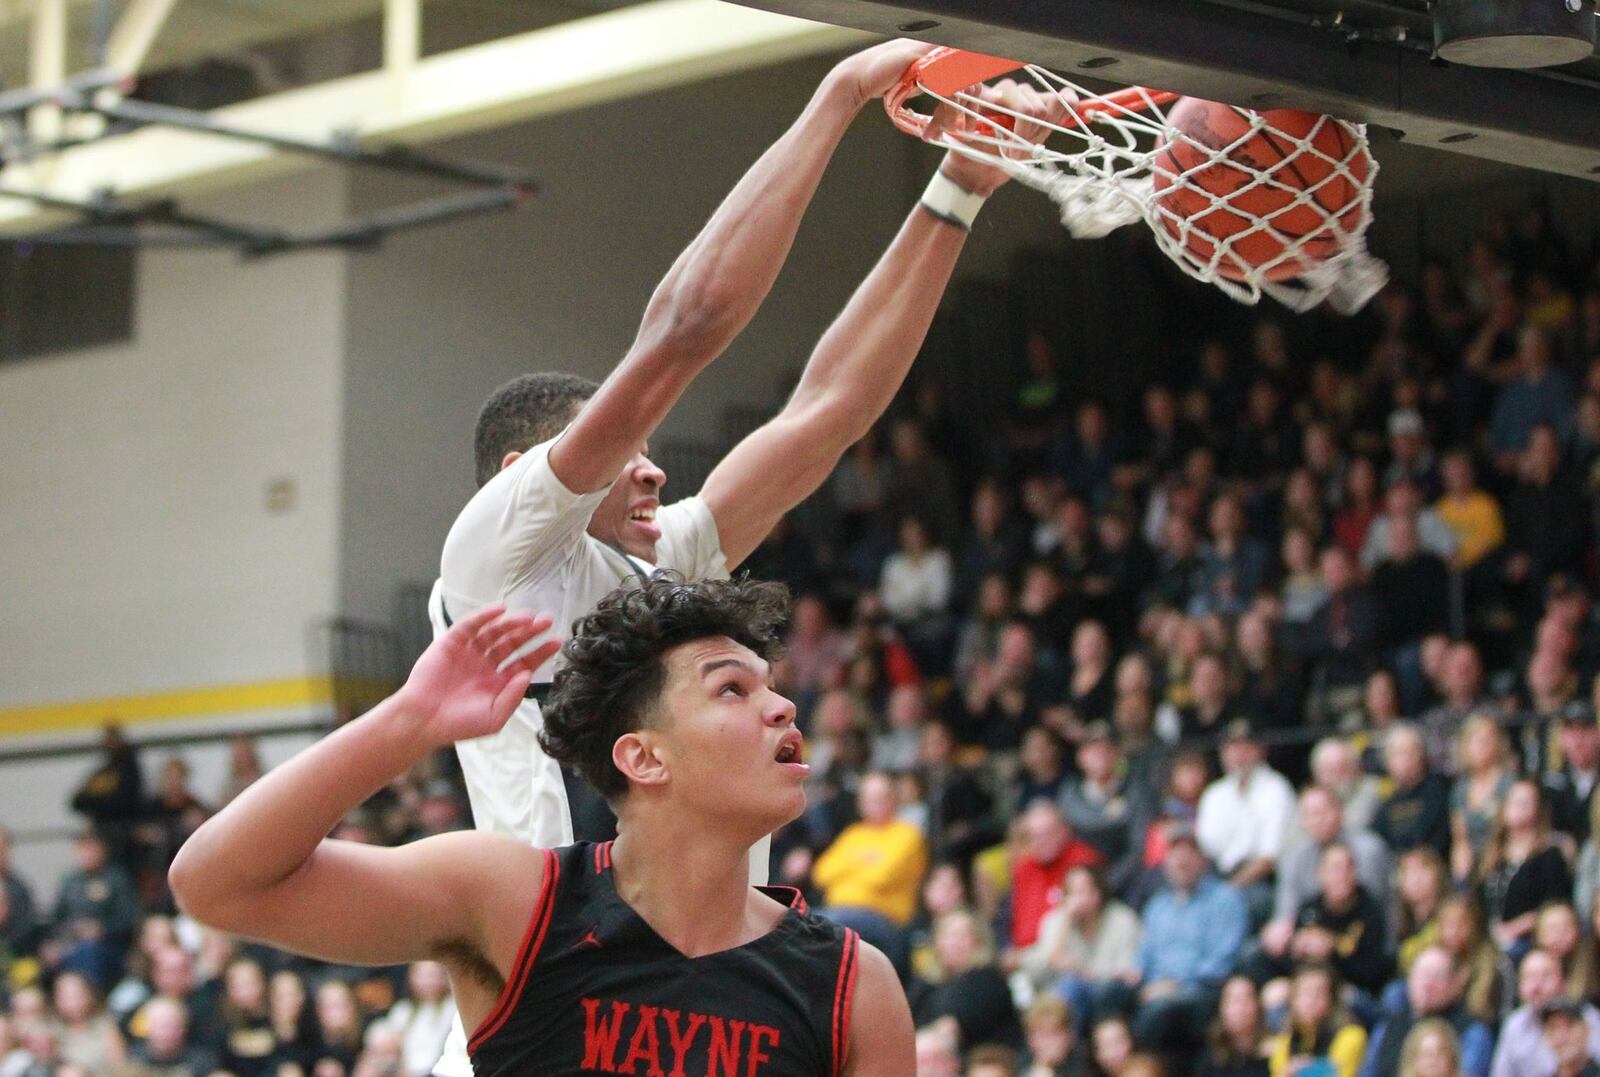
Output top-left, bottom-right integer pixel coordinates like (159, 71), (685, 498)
(466, 846), (562, 1054)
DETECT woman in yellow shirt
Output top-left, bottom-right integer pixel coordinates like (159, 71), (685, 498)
(1434, 451), (1504, 570)
(1267, 963), (1367, 1077)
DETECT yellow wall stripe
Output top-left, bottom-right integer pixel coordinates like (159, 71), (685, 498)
(0, 677), (337, 738)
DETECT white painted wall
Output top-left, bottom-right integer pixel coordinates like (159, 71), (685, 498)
(0, 167), (349, 705)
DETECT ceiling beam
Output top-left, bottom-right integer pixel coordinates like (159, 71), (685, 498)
(0, 0), (871, 232)
(105, 0), (183, 77)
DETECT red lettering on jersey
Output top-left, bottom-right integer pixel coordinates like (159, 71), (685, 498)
(620, 1005), (666, 1077)
(706, 1017), (746, 1077)
(581, 998), (633, 1072)
(660, 1009), (707, 1077)
(745, 1025), (780, 1076)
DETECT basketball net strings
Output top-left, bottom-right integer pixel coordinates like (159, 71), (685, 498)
(925, 66), (1390, 314)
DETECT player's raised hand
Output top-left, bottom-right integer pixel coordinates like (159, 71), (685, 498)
(397, 605), (560, 745)
(833, 39), (937, 110)
(933, 78), (1073, 197)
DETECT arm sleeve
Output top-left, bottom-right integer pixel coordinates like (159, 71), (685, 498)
(1461, 1023), (1494, 1077)
(653, 496), (730, 581)
(1196, 887), (1247, 983)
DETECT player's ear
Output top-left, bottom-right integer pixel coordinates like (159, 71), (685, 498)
(613, 733), (668, 789)
(500, 450), (524, 472)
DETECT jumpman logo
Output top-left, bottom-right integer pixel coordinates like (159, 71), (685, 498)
(569, 928), (603, 955)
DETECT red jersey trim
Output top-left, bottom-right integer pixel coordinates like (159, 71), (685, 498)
(830, 929), (861, 1077)
(467, 847), (560, 1054)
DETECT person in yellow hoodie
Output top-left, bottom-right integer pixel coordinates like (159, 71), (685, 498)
(1268, 962), (1367, 1077)
(1434, 450), (1505, 573)
(813, 770), (929, 976)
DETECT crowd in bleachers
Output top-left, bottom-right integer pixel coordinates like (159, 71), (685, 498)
(745, 197), (1600, 1077)
(0, 732), (460, 1077)
(3, 196), (1600, 1077)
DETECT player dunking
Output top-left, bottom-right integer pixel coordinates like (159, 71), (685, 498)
(428, 38), (1055, 1072)
(172, 579), (914, 1074)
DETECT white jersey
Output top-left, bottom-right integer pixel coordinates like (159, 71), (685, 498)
(427, 436), (763, 1077)
(428, 434), (729, 846)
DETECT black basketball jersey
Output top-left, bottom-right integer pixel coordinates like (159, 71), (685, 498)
(467, 841), (862, 1077)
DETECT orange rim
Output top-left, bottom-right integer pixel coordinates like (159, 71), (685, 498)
(886, 46), (1181, 140)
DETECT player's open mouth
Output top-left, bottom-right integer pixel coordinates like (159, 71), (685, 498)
(775, 731), (809, 774)
(628, 507), (656, 523)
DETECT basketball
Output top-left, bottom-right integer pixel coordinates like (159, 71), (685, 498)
(1150, 97), (1371, 282)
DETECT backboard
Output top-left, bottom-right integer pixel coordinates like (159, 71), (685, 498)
(729, 0), (1600, 182)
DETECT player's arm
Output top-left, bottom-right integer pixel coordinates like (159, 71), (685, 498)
(703, 80), (1063, 567)
(547, 40), (937, 495)
(844, 943), (915, 1076)
(169, 606), (561, 967)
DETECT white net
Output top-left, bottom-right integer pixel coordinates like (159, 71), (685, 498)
(907, 63), (1389, 313)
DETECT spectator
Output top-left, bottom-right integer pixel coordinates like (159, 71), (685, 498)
(1196, 975), (1269, 1077)
(0, 829), (36, 958)
(1332, 457), (1381, 562)
(1064, 622), (1116, 728)
(121, 998), (218, 1077)
(1539, 997), (1600, 1077)
(1196, 723), (1295, 912)
(916, 1022), (962, 1077)
(1476, 779), (1574, 953)
(134, 758), (208, 908)
(1126, 826), (1247, 1055)
(886, 418), (960, 547)
(831, 430), (890, 550)
(215, 957), (274, 1077)
(1435, 450), (1504, 573)
(785, 593), (850, 702)
(1538, 903), (1584, 992)
(1290, 546), (1381, 721)
(68, 725), (144, 868)
(1450, 716), (1515, 880)
(813, 770), (929, 973)
(1434, 894), (1504, 1025)
(1020, 866), (1141, 1027)
(312, 979), (365, 1072)
(1059, 726), (1155, 897)
(1014, 727), (1071, 813)
(380, 961), (453, 1076)
(218, 734), (265, 806)
(955, 574), (1015, 684)
(51, 971), (124, 1075)
(881, 515), (955, 664)
(1491, 327), (1574, 464)
(51, 832), (138, 988)
(1266, 962), (1367, 1077)
(963, 622), (1056, 752)
(1308, 739), (1383, 834)
(1361, 947), (1494, 1077)
(969, 1044), (1022, 1077)
(1342, 670), (1407, 775)
(1376, 724), (1454, 857)
(1360, 480), (1459, 574)
(1084, 510), (1153, 646)
(1009, 802), (1104, 951)
(1193, 495), (1269, 618)
(873, 684), (930, 773)
(1291, 844), (1395, 997)
(1261, 787), (1392, 970)
(1427, 640), (1484, 774)
(957, 481), (1028, 610)
(1277, 528), (1328, 628)
(1505, 426), (1590, 597)
(1020, 995), (1088, 1077)
(1375, 514), (1452, 700)
(920, 719), (998, 864)
(1091, 1016), (1136, 1077)
(1395, 848), (1450, 974)
(910, 909), (1022, 1052)
(1401, 1019), (1464, 1077)
(268, 970), (317, 1074)
(1385, 409), (1439, 496)
(1492, 948), (1600, 1077)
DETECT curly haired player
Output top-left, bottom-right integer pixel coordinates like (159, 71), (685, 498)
(171, 577), (912, 1075)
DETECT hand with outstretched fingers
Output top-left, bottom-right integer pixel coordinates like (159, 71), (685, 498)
(397, 605), (561, 746)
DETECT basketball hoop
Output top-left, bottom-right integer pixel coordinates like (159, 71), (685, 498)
(887, 48), (1388, 313)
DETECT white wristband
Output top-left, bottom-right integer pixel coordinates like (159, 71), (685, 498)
(920, 171), (987, 231)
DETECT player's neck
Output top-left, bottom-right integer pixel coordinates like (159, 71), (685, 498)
(608, 825), (769, 958)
